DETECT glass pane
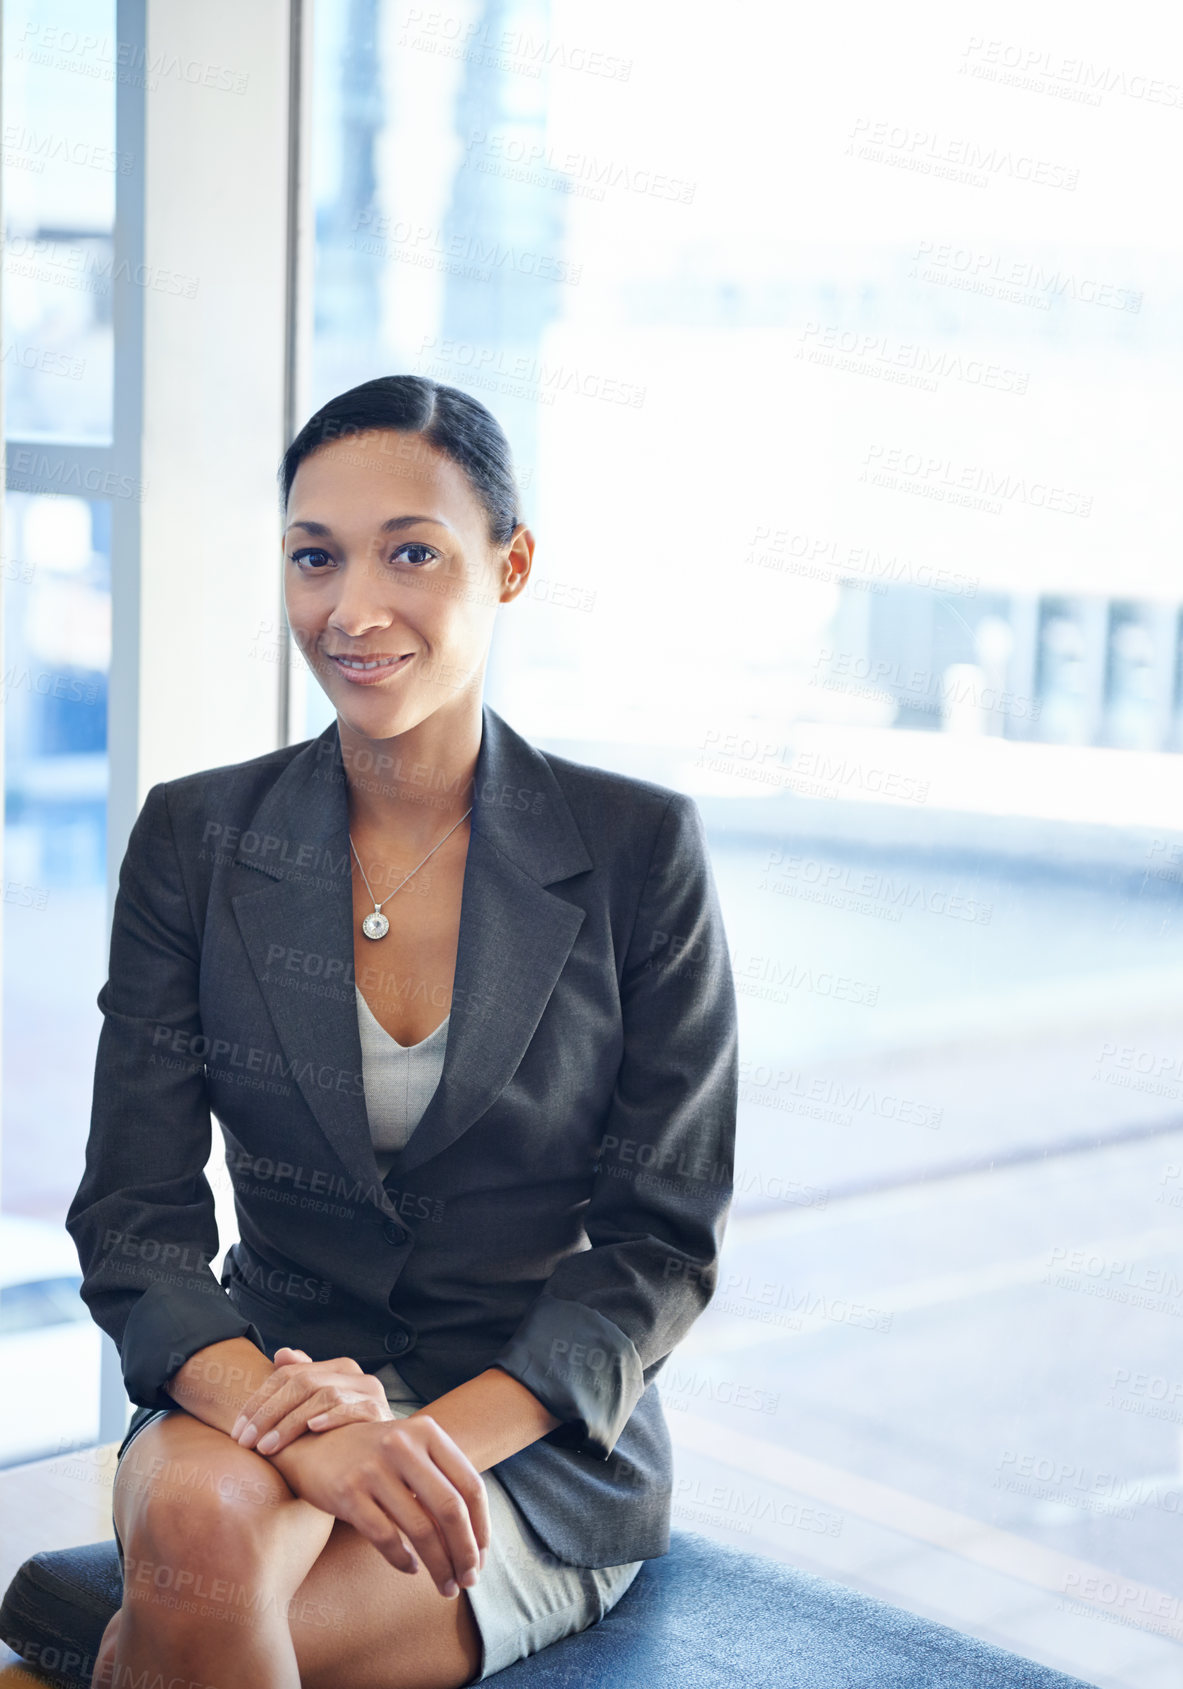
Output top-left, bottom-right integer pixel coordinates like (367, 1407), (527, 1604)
(0, 492), (110, 1463)
(1, 0), (118, 442)
(309, 4), (1183, 1682)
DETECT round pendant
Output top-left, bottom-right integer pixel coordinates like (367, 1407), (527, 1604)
(361, 910), (390, 941)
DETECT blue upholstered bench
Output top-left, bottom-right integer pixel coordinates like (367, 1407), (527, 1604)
(1, 1528), (1095, 1688)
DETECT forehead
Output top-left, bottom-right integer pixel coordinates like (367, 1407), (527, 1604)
(287, 430), (483, 524)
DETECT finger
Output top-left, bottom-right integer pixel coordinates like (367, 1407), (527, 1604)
(252, 1383), (353, 1453)
(421, 1423), (493, 1562)
(231, 1374), (284, 1442)
(384, 1436), (482, 1593)
(239, 1367), (378, 1448)
(280, 1350), (361, 1376)
(238, 1376), (316, 1448)
(371, 1476), (463, 1599)
(336, 1491), (420, 1577)
(337, 1464), (454, 1592)
(258, 1391), (388, 1453)
(306, 1400), (391, 1432)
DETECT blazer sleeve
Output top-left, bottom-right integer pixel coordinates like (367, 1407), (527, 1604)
(491, 791), (738, 1459)
(65, 781), (266, 1410)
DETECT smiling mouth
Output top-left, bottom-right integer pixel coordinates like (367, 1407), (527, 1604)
(326, 652), (413, 672)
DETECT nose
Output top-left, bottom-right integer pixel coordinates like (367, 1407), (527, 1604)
(326, 556), (397, 641)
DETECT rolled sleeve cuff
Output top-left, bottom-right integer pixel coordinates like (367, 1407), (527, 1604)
(491, 1294), (644, 1460)
(121, 1281), (267, 1409)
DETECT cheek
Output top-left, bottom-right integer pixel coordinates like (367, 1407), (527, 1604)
(283, 579), (323, 626)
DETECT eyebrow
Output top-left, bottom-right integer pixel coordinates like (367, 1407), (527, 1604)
(284, 515), (451, 536)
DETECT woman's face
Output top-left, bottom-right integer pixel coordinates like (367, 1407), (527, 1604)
(282, 428), (528, 742)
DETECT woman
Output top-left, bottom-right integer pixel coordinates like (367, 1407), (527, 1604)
(67, 375), (739, 1688)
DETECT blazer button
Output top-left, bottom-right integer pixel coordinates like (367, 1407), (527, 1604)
(384, 1329), (412, 1356)
(382, 1219), (409, 1247)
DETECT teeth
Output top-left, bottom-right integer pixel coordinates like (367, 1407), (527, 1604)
(335, 655), (404, 671)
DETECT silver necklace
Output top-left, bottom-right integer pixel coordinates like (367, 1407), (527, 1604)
(349, 808), (472, 940)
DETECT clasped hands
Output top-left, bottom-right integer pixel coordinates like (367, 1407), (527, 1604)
(230, 1346), (490, 1601)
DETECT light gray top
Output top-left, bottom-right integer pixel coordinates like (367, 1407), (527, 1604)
(355, 985), (449, 1176)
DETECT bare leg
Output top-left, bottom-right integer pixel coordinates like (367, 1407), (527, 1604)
(90, 1608), (119, 1687)
(285, 1513), (485, 1689)
(107, 1411), (481, 1689)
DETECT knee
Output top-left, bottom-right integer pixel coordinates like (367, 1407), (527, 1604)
(119, 1447), (291, 1582)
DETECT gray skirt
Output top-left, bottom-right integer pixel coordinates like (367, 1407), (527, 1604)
(111, 1360), (643, 1680)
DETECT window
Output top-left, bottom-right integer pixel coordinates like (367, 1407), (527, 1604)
(306, 5), (1183, 1683)
(0, 0), (118, 1465)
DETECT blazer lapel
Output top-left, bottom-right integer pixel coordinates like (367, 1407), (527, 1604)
(230, 704), (593, 1203)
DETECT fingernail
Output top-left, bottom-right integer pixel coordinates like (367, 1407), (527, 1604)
(461, 1568), (478, 1588)
(257, 1431), (279, 1453)
(444, 1579), (458, 1599)
(239, 1422), (257, 1448)
(230, 1416), (245, 1440)
(479, 1548), (488, 1571)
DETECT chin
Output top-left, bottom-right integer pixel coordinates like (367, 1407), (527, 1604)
(338, 698), (418, 739)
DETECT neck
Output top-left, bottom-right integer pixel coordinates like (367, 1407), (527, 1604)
(336, 699), (482, 850)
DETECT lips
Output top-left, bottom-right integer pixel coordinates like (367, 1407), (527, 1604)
(325, 651), (415, 684)
(329, 653), (408, 670)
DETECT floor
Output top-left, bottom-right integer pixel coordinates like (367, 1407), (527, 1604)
(0, 1443), (118, 1682)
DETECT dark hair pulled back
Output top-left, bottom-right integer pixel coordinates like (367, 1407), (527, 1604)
(279, 375), (521, 546)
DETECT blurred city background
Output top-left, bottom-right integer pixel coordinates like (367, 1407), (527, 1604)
(2, 2), (1182, 1685)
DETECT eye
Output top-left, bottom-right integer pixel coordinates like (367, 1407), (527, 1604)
(288, 547), (334, 569)
(393, 542), (437, 567)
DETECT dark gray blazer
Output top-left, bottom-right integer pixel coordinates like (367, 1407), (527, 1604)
(66, 703), (738, 1567)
